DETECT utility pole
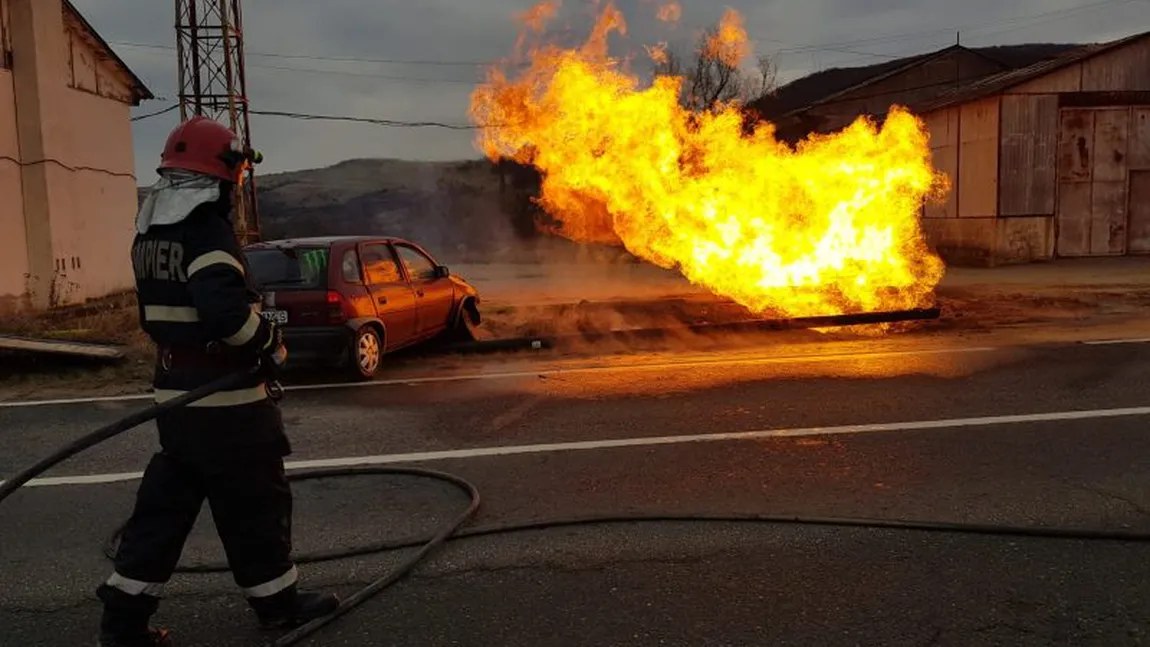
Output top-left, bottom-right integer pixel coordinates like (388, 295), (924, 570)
(174, 0), (260, 244)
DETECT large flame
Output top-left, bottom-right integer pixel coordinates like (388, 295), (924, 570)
(470, 2), (948, 318)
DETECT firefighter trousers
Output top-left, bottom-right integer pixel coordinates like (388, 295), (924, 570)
(100, 450), (297, 608)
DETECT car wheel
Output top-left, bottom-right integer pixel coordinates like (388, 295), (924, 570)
(350, 325), (383, 380)
(451, 299), (481, 342)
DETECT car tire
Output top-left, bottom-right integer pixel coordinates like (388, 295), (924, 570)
(349, 325), (383, 381)
(451, 299), (481, 342)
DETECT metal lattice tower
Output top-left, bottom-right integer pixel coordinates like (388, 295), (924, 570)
(174, 0), (259, 243)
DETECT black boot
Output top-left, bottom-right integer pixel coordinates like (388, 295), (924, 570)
(96, 585), (173, 647)
(97, 627), (173, 647)
(247, 585), (340, 629)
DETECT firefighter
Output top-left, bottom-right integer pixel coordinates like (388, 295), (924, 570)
(96, 117), (339, 647)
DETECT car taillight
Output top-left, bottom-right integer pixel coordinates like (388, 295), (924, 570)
(326, 290), (348, 324)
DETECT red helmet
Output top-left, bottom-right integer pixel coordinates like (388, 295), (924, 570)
(158, 116), (245, 182)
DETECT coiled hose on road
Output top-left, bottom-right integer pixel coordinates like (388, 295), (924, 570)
(5, 370), (1150, 646)
(0, 372), (482, 647)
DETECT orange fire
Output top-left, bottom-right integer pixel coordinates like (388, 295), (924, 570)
(470, 2), (948, 318)
(702, 8), (749, 68)
(656, 1), (681, 23)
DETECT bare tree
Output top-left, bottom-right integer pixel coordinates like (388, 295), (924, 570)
(653, 26), (778, 113)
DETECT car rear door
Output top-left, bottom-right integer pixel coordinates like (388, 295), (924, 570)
(359, 242), (419, 348)
(393, 242), (455, 338)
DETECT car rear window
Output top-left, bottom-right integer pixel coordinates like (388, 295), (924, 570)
(245, 247), (329, 290)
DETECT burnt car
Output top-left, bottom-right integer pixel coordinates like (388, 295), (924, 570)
(242, 236), (481, 380)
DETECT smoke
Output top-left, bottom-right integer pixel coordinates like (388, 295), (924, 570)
(468, 292), (908, 356)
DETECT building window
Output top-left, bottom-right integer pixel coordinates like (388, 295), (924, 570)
(0, 0), (11, 69)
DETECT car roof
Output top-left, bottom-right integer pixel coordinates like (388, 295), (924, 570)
(245, 235), (405, 250)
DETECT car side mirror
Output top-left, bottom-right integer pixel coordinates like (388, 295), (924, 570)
(434, 265), (450, 279)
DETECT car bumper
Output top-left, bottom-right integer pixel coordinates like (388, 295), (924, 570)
(282, 326), (352, 365)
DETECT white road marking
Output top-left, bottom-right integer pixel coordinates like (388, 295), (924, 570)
(0, 345), (998, 409)
(0, 393), (153, 408)
(7, 403), (1150, 490)
(1083, 338), (1150, 346)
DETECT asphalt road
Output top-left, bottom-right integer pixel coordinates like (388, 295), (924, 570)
(4, 337), (1150, 646)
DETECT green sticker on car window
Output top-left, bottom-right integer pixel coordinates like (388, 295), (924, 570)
(299, 249), (328, 282)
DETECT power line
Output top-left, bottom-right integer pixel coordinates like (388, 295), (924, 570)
(243, 61), (481, 83)
(864, 0), (1147, 62)
(111, 40), (503, 68)
(116, 0), (1131, 71)
(966, 0), (1146, 40)
(115, 0), (1145, 121)
(131, 104), (179, 122)
(961, 0), (1140, 33)
(765, 0), (1138, 57)
(107, 0), (1139, 90)
(129, 105), (492, 130)
(756, 39), (905, 60)
(767, 0), (1145, 76)
(250, 110), (486, 129)
(109, 1), (1136, 73)
(117, 45), (485, 84)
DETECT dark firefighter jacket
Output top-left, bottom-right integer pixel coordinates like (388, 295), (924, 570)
(131, 197), (290, 461)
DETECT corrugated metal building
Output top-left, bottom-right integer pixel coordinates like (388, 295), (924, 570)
(755, 32), (1150, 266)
(915, 31), (1150, 265)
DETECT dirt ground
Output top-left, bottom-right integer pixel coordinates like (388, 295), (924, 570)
(4, 257), (1150, 402)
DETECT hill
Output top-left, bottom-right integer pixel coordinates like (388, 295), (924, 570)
(255, 158), (515, 259)
(137, 158), (632, 264)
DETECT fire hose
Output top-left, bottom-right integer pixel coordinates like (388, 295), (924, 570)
(0, 369), (481, 647)
(5, 372), (1150, 646)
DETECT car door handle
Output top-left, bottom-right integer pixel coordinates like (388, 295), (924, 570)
(416, 289), (424, 297)
(377, 296), (388, 305)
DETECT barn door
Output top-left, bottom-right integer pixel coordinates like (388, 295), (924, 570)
(1129, 109), (1150, 253)
(1056, 107), (1132, 256)
(1057, 109), (1094, 256)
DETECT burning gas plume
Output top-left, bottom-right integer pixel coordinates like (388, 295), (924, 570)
(470, 2), (948, 318)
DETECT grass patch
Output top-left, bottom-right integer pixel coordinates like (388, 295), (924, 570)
(1, 292), (145, 345)
(0, 293), (155, 399)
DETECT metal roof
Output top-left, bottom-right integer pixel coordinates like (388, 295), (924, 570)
(752, 43), (1083, 122)
(916, 30), (1150, 113)
(793, 45), (978, 116)
(62, 0), (153, 105)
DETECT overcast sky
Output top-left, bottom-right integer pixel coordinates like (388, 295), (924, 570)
(70, 0), (1147, 182)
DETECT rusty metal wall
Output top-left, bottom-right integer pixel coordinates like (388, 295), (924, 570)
(958, 96), (1000, 218)
(1127, 109), (1150, 252)
(1012, 66), (1082, 94)
(1056, 105), (1150, 256)
(999, 94), (1059, 216)
(1132, 108), (1150, 169)
(1091, 108), (1130, 254)
(1082, 38), (1150, 92)
(1056, 109), (1095, 256)
(923, 107), (958, 218)
(1131, 170), (1150, 252)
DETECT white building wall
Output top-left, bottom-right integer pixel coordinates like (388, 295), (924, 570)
(0, 68), (29, 305)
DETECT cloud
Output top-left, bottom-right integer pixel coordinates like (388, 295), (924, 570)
(69, 0), (1146, 182)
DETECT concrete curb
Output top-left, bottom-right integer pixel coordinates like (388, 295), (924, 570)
(440, 306), (943, 355)
(0, 335), (125, 360)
